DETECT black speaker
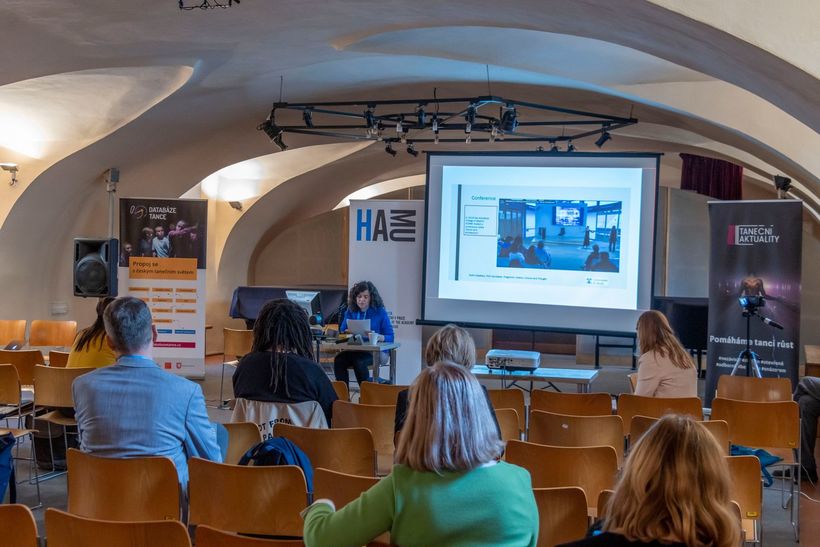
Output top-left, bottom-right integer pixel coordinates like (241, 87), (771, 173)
(73, 238), (118, 297)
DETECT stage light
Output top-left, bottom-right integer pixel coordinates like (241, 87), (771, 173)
(407, 143), (419, 157)
(432, 116), (439, 144)
(364, 109), (377, 137)
(595, 130), (611, 148)
(272, 133), (288, 151)
(0, 163), (18, 186)
(465, 105), (476, 135)
(490, 125), (498, 143)
(567, 141), (576, 152)
(500, 106), (518, 133)
(550, 142), (559, 152)
(258, 119), (288, 150)
(416, 107), (426, 128)
(774, 175), (792, 192)
(302, 109), (314, 128)
(385, 142), (397, 157)
(228, 201), (243, 211)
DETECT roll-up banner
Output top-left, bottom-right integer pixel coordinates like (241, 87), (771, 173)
(348, 200), (424, 385)
(704, 200), (802, 405)
(118, 198), (208, 379)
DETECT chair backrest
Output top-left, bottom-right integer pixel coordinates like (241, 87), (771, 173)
(66, 449), (180, 521)
(597, 489), (614, 521)
(528, 411), (625, 467)
(331, 380), (349, 402)
(532, 487), (588, 547)
(0, 349), (44, 385)
(530, 390), (612, 417)
(274, 422), (376, 477)
(0, 320), (26, 347)
(33, 365), (94, 408)
(487, 389), (526, 430)
(188, 457), (308, 537)
(332, 400), (395, 475)
(726, 456), (762, 523)
(314, 467), (380, 508)
(232, 398), (327, 439)
(716, 375), (793, 402)
(359, 382), (407, 405)
(48, 350), (71, 368)
(29, 320), (77, 347)
(627, 373), (637, 393)
(0, 363), (21, 406)
(0, 504), (38, 547)
(711, 398), (799, 450)
(196, 525), (305, 546)
(224, 328), (254, 360)
(495, 408), (521, 441)
(224, 421), (264, 464)
(616, 394), (703, 435)
(45, 508), (190, 547)
(628, 415), (730, 455)
(506, 440), (618, 513)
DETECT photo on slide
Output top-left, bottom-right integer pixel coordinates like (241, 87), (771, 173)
(496, 199), (622, 273)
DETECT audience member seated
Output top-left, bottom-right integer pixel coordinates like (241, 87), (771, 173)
(634, 310), (697, 398)
(394, 324), (498, 438)
(560, 414), (740, 547)
(73, 296), (223, 486)
(785, 377), (820, 482)
(66, 297), (116, 368)
(233, 298), (337, 427)
(303, 362), (539, 547)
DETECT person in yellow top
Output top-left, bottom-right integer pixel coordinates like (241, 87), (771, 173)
(67, 297), (116, 368)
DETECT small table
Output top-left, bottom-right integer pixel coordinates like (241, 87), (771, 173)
(319, 340), (401, 384)
(471, 365), (599, 393)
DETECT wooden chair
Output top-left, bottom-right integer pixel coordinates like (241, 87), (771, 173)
(0, 363), (30, 425)
(67, 449), (180, 521)
(528, 411), (625, 467)
(628, 415), (730, 454)
(331, 380), (349, 402)
(0, 504), (38, 547)
(530, 390), (612, 417)
(220, 328), (253, 408)
(48, 350), (71, 368)
(616, 394), (703, 435)
(712, 398), (800, 540)
(359, 382), (407, 405)
(596, 489), (614, 521)
(506, 440), (618, 517)
(627, 373), (637, 393)
(532, 487), (588, 547)
(223, 421), (263, 464)
(274, 422), (376, 477)
(333, 400), (395, 475)
(314, 467), (379, 508)
(45, 508), (191, 547)
(188, 458), (308, 537)
(0, 349), (45, 385)
(196, 525), (305, 546)
(726, 455), (763, 544)
(487, 389), (526, 431)
(0, 320), (26, 347)
(496, 408), (522, 441)
(716, 375), (793, 402)
(29, 320), (77, 347)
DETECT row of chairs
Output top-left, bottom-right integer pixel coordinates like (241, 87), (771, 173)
(0, 319), (77, 348)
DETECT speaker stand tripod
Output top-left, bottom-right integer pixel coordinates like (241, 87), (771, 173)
(729, 309), (763, 377)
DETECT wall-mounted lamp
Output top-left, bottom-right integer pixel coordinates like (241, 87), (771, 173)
(0, 163), (18, 186)
(228, 201), (243, 211)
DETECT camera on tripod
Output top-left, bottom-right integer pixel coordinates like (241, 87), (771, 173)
(738, 295), (764, 313)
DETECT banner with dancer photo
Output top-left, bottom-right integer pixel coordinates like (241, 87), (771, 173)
(704, 200), (802, 405)
(119, 198), (208, 379)
(348, 200), (424, 385)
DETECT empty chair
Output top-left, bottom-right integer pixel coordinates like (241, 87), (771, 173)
(616, 393), (703, 435)
(188, 457), (308, 537)
(530, 390), (612, 417)
(716, 375), (793, 402)
(66, 449), (180, 521)
(29, 320), (77, 348)
(314, 467), (380, 508)
(0, 349), (44, 386)
(0, 320), (26, 347)
(487, 389), (526, 431)
(506, 440), (618, 516)
(196, 525), (305, 546)
(495, 408), (522, 442)
(0, 504), (38, 547)
(532, 487), (588, 547)
(219, 328), (253, 408)
(359, 382), (407, 405)
(274, 423), (376, 477)
(0, 363), (30, 426)
(629, 415), (729, 454)
(331, 380), (349, 402)
(596, 489), (614, 521)
(627, 373), (637, 393)
(528, 411), (625, 467)
(45, 508), (191, 547)
(223, 421), (263, 465)
(726, 455), (763, 544)
(48, 350), (71, 368)
(332, 400), (395, 475)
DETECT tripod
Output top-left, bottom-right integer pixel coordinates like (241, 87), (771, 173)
(729, 309), (762, 377)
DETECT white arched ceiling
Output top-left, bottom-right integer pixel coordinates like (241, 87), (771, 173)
(334, 175), (427, 210)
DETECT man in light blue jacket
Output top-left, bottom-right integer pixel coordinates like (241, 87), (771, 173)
(73, 296), (222, 486)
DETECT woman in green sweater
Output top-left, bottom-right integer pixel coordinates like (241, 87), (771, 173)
(302, 361), (539, 546)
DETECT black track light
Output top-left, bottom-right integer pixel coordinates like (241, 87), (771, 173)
(416, 107), (426, 128)
(595, 131), (611, 148)
(567, 141), (576, 152)
(774, 175), (792, 192)
(258, 118), (288, 150)
(407, 143), (419, 157)
(550, 142), (559, 152)
(302, 109), (314, 128)
(500, 106), (518, 133)
(385, 142), (397, 157)
(465, 105), (476, 134)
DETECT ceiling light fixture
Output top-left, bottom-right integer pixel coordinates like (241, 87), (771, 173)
(406, 143), (419, 157)
(302, 109), (314, 128)
(550, 142), (560, 152)
(0, 163), (18, 186)
(178, 0), (239, 10)
(228, 201), (243, 211)
(567, 141), (576, 152)
(774, 175), (792, 198)
(595, 128), (612, 148)
(384, 143), (397, 157)
(500, 105), (518, 133)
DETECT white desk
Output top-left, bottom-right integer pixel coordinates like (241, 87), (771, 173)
(471, 365), (600, 393)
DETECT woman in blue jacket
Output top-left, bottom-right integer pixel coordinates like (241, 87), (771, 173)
(334, 281), (394, 388)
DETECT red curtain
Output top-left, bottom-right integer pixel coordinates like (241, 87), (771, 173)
(679, 153), (743, 200)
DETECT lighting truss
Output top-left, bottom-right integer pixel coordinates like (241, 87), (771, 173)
(258, 95), (637, 150)
(178, 0), (239, 10)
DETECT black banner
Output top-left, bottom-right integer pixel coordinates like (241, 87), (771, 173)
(705, 200), (802, 405)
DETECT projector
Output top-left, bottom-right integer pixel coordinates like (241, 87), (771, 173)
(486, 349), (540, 371)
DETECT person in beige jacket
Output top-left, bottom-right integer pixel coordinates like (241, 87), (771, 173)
(634, 310), (697, 398)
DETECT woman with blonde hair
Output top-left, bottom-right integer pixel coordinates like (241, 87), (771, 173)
(561, 414), (740, 546)
(303, 362), (539, 547)
(634, 310), (697, 397)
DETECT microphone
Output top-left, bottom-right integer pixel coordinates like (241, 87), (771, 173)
(761, 316), (784, 329)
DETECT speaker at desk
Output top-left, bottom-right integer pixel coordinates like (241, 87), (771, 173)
(73, 238), (118, 297)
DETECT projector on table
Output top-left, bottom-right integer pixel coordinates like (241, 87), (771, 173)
(486, 349), (540, 371)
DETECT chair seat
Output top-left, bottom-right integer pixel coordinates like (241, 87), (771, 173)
(0, 427), (37, 439)
(762, 447), (796, 466)
(38, 410), (77, 427)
